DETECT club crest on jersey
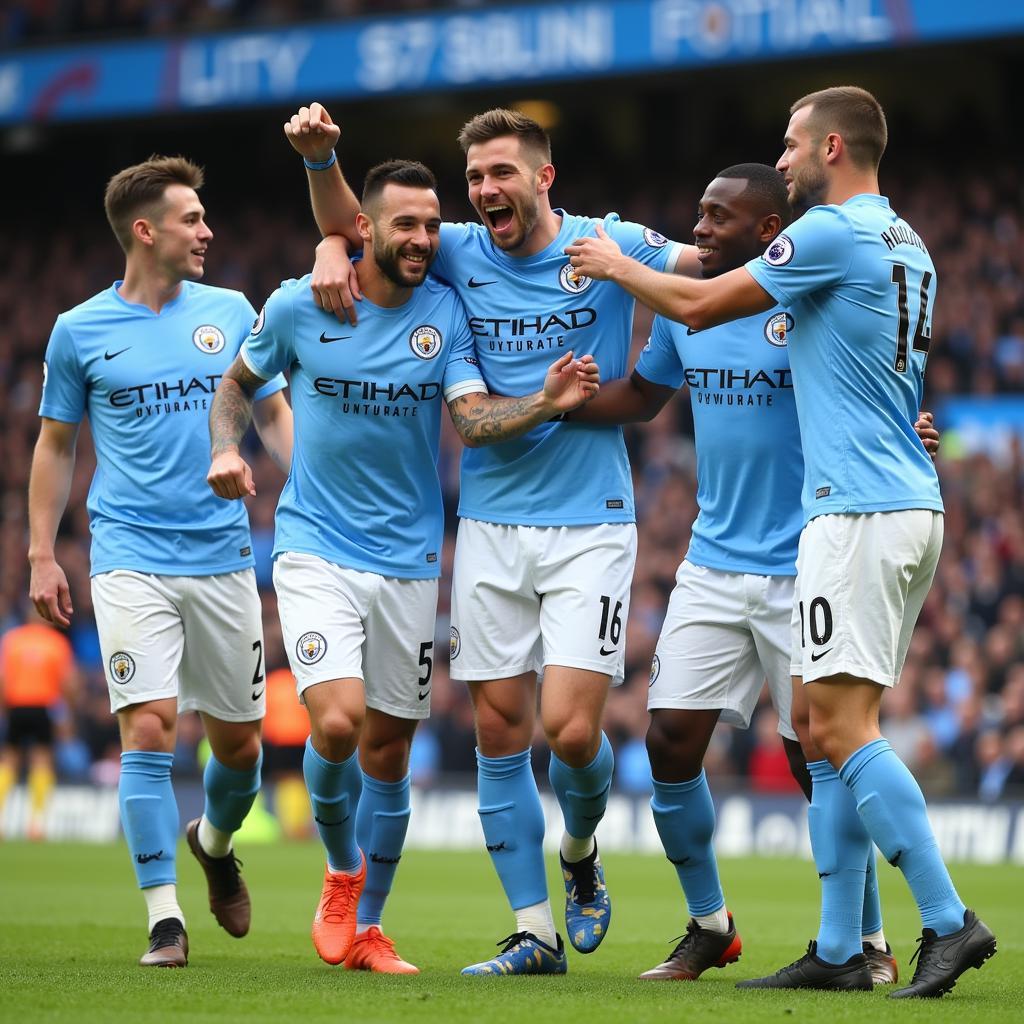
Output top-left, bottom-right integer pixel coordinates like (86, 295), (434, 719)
(559, 262), (593, 294)
(296, 631), (327, 665)
(763, 234), (794, 267)
(193, 325), (226, 354)
(764, 312), (794, 347)
(110, 651), (136, 684)
(449, 626), (461, 660)
(251, 308), (265, 337)
(410, 325), (442, 360)
(649, 654), (660, 687)
(643, 227), (669, 248)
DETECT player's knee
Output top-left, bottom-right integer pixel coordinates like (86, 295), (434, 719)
(547, 718), (599, 767)
(311, 707), (362, 760)
(216, 730), (262, 771)
(120, 709), (174, 752)
(360, 735), (412, 781)
(646, 718), (702, 781)
(475, 706), (530, 755)
(808, 714), (843, 765)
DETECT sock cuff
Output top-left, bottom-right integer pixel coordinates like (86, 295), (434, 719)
(206, 750), (263, 781)
(121, 750), (174, 773)
(807, 759), (840, 783)
(839, 738), (892, 786)
(361, 771), (411, 795)
(304, 737), (358, 774)
(476, 747), (531, 777)
(652, 769), (707, 796)
(550, 731), (613, 777)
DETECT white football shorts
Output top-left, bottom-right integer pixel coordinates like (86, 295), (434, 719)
(92, 568), (265, 721)
(273, 551), (438, 720)
(648, 560), (797, 739)
(449, 519), (637, 685)
(793, 510), (944, 686)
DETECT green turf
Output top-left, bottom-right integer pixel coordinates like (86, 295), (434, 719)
(0, 841), (1019, 1023)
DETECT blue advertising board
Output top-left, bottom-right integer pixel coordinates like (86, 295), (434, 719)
(1, 0), (1023, 124)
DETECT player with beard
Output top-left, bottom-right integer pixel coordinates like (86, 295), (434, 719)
(283, 103), (687, 975)
(565, 163), (939, 985)
(567, 86), (996, 999)
(207, 160), (600, 974)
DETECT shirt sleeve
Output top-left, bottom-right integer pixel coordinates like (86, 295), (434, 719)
(442, 294), (488, 402)
(634, 316), (685, 389)
(602, 213), (682, 273)
(432, 222), (472, 286)
(744, 205), (854, 308)
(38, 317), (86, 423)
(234, 294), (287, 401)
(241, 288), (295, 383)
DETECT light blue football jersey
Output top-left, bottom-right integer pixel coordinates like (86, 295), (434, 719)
(431, 212), (681, 525)
(745, 194), (942, 522)
(39, 281), (286, 576)
(241, 274), (486, 579)
(636, 309), (803, 576)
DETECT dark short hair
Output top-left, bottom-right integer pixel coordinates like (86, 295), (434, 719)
(103, 155), (204, 252)
(714, 163), (791, 224)
(790, 86), (887, 170)
(362, 159), (437, 212)
(457, 108), (551, 165)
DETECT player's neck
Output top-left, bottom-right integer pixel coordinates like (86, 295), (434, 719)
(826, 168), (880, 207)
(507, 205), (562, 258)
(119, 259), (184, 313)
(355, 258), (412, 309)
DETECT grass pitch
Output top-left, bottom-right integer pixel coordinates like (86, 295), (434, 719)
(1, 841), (1020, 1024)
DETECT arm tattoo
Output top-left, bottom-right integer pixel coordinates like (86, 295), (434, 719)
(448, 393), (542, 445)
(210, 357), (264, 456)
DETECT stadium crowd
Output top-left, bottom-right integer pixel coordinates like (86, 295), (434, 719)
(1, 162), (1022, 801)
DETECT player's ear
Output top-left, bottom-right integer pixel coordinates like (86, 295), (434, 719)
(536, 162), (555, 196)
(824, 131), (842, 164)
(131, 217), (156, 248)
(355, 212), (373, 245)
(760, 213), (783, 243)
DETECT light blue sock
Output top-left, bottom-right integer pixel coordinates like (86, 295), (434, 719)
(650, 771), (724, 917)
(862, 848), (883, 938)
(303, 738), (362, 872)
(355, 771), (411, 927)
(548, 732), (614, 841)
(841, 738), (966, 936)
(119, 751), (178, 889)
(807, 759), (870, 964)
(477, 748), (547, 910)
(203, 750), (262, 834)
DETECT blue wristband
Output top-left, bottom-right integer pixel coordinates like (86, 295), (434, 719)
(303, 151), (337, 171)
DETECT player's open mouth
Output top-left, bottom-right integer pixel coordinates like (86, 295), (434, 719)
(402, 251), (427, 265)
(485, 204), (514, 232)
(696, 246), (715, 260)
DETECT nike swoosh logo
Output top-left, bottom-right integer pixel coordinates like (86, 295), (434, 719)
(136, 851), (163, 864)
(313, 814), (350, 827)
(810, 648), (833, 662)
(468, 278), (496, 288)
(685, 327), (699, 336)
(417, 690), (430, 701)
(320, 332), (352, 343)
(104, 347), (131, 360)
(251, 688), (265, 701)
(599, 646), (616, 656)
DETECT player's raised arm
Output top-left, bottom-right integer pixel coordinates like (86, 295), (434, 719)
(566, 224), (774, 331)
(284, 102), (362, 248)
(27, 418), (79, 627)
(448, 351), (599, 447)
(207, 355), (271, 499)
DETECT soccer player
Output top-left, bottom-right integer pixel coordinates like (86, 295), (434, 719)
(285, 103), (685, 975)
(0, 608), (77, 840)
(28, 156), (293, 968)
(206, 159), (600, 974)
(566, 86), (996, 998)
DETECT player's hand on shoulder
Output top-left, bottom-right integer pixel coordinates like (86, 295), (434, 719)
(29, 558), (73, 628)
(313, 235), (362, 326)
(565, 223), (625, 281)
(915, 409), (940, 461)
(207, 449), (257, 500)
(544, 351), (600, 412)
(284, 102), (340, 161)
